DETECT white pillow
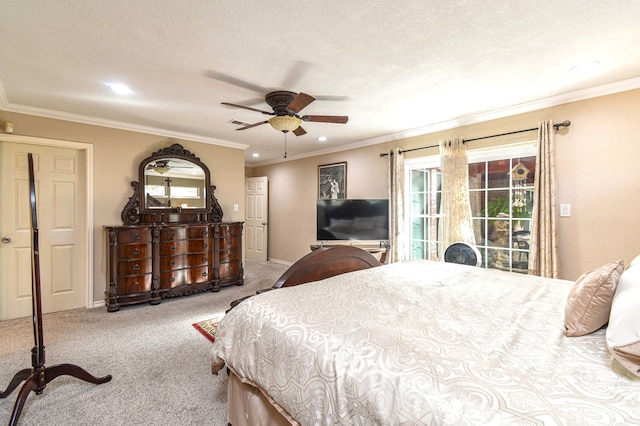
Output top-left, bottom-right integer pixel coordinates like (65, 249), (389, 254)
(629, 254), (640, 267)
(606, 263), (640, 377)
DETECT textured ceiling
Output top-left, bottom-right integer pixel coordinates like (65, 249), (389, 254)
(1, 1), (640, 165)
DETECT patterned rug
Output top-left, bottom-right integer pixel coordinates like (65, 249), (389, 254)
(192, 316), (223, 343)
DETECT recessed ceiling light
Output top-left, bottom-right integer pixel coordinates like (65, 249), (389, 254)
(317, 136), (328, 142)
(569, 61), (601, 76)
(252, 153), (260, 158)
(107, 83), (134, 95)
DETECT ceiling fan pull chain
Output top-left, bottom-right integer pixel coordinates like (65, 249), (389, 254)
(284, 132), (288, 158)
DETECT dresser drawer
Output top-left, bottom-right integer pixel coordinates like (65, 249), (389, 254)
(118, 258), (152, 276)
(188, 253), (210, 267)
(218, 235), (239, 250)
(160, 227), (187, 241)
(187, 266), (212, 283)
(159, 254), (187, 271)
(188, 238), (211, 252)
(219, 247), (239, 263)
(117, 274), (152, 294)
(219, 262), (241, 278)
(118, 243), (152, 259)
(160, 269), (187, 288)
(160, 240), (187, 255)
(117, 228), (152, 244)
(187, 226), (210, 239)
(216, 224), (240, 238)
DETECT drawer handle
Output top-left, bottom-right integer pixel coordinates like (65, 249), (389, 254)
(133, 281), (139, 286)
(133, 248), (140, 255)
(203, 243), (208, 248)
(202, 272), (208, 277)
(203, 230), (208, 237)
(169, 260), (175, 266)
(169, 246), (175, 252)
(133, 264), (140, 271)
(169, 231), (175, 237)
(170, 277), (175, 283)
(228, 253), (233, 259)
(133, 234), (141, 240)
(202, 256), (208, 262)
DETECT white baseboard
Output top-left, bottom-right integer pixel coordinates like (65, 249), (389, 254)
(267, 258), (293, 266)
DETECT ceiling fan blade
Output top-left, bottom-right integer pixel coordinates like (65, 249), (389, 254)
(221, 102), (274, 115)
(281, 61), (313, 88)
(286, 93), (315, 114)
(293, 126), (307, 136)
(236, 120), (269, 130)
(301, 115), (349, 124)
(204, 70), (270, 93)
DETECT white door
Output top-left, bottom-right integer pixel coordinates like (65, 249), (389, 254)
(0, 142), (86, 320)
(245, 177), (268, 261)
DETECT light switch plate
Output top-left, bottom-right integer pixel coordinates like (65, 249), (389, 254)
(233, 204), (239, 212)
(560, 204), (571, 217)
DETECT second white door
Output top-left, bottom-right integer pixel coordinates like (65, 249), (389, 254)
(244, 177), (268, 261)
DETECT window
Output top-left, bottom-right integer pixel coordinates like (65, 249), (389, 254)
(405, 143), (536, 273)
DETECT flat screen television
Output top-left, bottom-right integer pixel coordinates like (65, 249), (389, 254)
(316, 199), (389, 241)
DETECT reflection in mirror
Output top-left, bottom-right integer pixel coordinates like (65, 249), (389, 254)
(143, 158), (206, 209)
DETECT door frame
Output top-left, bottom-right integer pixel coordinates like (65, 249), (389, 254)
(0, 134), (94, 308)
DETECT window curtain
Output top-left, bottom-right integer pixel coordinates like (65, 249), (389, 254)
(529, 120), (560, 277)
(438, 138), (475, 257)
(388, 147), (405, 262)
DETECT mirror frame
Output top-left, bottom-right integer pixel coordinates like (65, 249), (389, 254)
(139, 145), (210, 214)
(121, 143), (223, 224)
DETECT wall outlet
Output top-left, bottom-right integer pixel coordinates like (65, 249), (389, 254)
(560, 204), (571, 217)
(233, 204), (239, 213)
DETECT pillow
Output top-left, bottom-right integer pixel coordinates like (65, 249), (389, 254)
(629, 254), (640, 267)
(606, 263), (640, 377)
(564, 260), (624, 337)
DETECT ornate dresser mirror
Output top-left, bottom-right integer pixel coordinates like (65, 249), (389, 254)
(106, 143), (243, 312)
(121, 143), (223, 224)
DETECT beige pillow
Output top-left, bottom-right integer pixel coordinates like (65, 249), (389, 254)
(606, 263), (640, 377)
(564, 260), (624, 337)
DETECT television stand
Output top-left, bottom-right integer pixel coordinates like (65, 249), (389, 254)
(310, 243), (388, 263)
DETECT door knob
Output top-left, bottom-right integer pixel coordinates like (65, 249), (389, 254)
(1, 237), (11, 243)
(261, 222), (267, 226)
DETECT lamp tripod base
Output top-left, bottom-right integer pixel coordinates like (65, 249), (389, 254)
(1, 361), (112, 425)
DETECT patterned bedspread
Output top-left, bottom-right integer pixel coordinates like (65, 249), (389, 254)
(210, 261), (640, 425)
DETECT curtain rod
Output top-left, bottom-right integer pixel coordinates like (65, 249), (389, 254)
(379, 120), (571, 157)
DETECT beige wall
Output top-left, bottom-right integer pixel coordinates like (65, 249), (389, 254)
(252, 89), (640, 281)
(0, 111), (245, 304)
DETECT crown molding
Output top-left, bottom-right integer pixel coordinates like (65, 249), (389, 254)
(249, 76), (640, 167)
(0, 95), (248, 151)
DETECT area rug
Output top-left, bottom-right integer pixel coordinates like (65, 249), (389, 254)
(193, 316), (224, 343)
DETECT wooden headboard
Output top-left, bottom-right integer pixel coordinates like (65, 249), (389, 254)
(273, 246), (382, 289)
(228, 246), (382, 312)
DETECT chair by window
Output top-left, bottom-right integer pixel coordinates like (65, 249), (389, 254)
(512, 230), (530, 270)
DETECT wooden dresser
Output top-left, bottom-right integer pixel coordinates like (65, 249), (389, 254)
(105, 143), (243, 312)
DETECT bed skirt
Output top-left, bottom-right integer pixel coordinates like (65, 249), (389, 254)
(228, 370), (298, 426)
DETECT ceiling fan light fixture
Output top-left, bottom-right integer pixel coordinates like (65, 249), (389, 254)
(153, 166), (170, 174)
(269, 115), (301, 133)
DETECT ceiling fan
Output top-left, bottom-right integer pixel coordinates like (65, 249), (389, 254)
(146, 160), (193, 175)
(222, 90), (348, 136)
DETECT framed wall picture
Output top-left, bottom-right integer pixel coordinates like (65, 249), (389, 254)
(318, 162), (347, 199)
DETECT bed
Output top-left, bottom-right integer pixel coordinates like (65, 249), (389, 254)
(211, 246), (640, 425)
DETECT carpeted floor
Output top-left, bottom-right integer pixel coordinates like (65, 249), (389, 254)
(0, 258), (289, 426)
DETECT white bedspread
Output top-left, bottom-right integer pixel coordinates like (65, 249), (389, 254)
(211, 261), (640, 425)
